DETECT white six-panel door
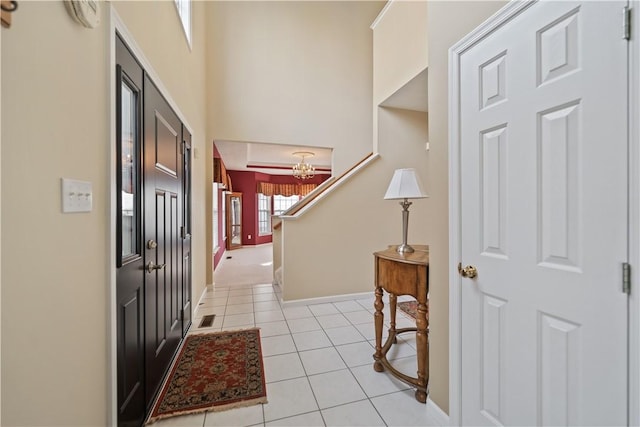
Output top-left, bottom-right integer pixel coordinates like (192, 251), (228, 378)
(453, 1), (628, 425)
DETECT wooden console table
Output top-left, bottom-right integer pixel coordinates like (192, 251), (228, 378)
(373, 245), (429, 403)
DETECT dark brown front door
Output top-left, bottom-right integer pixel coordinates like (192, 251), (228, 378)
(143, 75), (184, 408)
(115, 36), (145, 427)
(116, 34), (192, 427)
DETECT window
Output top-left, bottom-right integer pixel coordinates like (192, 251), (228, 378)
(222, 191), (227, 240)
(118, 75), (140, 265)
(257, 194), (272, 236)
(175, 0), (191, 46)
(213, 183), (219, 253)
(273, 195), (300, 216)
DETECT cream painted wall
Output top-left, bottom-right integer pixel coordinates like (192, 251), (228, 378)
(1, 2), (110, 424)
(425, 0), (507, 413)
(372, 1), (428, 106)
(281, 108), (428, 301)
(1, 1), (207, 424)
(206, 1), (383, 176)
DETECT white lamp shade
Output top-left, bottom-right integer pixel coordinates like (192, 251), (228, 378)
(384, 168), (428, 200)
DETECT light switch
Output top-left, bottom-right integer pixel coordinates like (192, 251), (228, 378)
(61, 178), (93, 213)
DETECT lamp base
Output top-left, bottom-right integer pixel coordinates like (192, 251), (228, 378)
(396, 243), (415, 254)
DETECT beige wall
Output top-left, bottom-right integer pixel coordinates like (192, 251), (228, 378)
(281, 108), (428, 301)
(372, 1), (428, 105)
(426, 0), (507, 413)
(1, 1), (207, 424)
(2, 3), (110, 424)
(206, 1), (383, 176)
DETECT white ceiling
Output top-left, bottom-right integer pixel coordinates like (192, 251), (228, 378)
(214, 140), (333, 176)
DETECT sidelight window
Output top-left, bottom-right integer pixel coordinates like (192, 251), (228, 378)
(118, 78), (140, 264)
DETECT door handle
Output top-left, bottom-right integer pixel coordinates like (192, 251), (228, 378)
(458, 263), (478, 279)
(147, 261), (166, 274)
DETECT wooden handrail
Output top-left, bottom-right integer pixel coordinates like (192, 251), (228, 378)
(273, 217), (282, 230)
(283, 152), (374, 216)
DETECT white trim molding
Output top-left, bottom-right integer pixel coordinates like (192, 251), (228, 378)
(629, 1), (640, 425)
(426, 398), (449, 426)
(280, 291), (372, 308)
(192, 286), (211, 320)
(370, 0), (394, 30)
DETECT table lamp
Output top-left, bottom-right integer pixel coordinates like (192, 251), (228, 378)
(384, 168), (428, 253)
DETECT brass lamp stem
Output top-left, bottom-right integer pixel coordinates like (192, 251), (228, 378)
(397, 198), (414, 253)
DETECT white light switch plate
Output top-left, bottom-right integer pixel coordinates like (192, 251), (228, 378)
(61, 178), (93, 213)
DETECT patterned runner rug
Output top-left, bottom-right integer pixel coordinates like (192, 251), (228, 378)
(147, 328), (267, 424)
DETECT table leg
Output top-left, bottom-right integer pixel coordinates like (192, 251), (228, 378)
(415, 301), (429, 403)
(373, 286), (384, 372)
(389, 293), (397, 344)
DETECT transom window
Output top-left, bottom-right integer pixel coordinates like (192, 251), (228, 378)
(175, 0), (191, 46)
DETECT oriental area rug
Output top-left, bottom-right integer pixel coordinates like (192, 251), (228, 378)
(146, 328), (267, 424)
(398, 300), (421, 319)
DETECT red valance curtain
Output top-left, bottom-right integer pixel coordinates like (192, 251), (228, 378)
(256, 182), (317, 197)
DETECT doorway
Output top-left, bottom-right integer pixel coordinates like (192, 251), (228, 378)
(226, 192), (243, 250)
(115, 34), (192, 427)
(450, 1), (630, 424)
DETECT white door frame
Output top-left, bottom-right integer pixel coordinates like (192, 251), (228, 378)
(448, 0), (639, 425)
(628, 1), (640, 425)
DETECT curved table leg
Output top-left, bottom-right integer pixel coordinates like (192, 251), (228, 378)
(373, 285), (384, 372)
(415, 301), (429, 403)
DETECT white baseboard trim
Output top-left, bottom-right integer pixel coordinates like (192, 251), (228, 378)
(281, 291), (372, 307)
(426, 397), (449, 426)
(192, 286), (210, 319)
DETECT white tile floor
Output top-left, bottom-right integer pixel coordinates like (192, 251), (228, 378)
(152, 280), (441, 427)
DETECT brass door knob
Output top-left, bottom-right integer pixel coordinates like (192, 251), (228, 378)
(146, 261), (166, 274)
(459, 264), (478, 279)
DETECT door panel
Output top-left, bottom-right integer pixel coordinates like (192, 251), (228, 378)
(144, 75), (183, 409)
(115, 36), (145, 427)
(459, 1), (628, 425)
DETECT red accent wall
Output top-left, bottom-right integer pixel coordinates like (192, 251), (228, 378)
(226, 170), (331, 246)
(214, 143), (331, 251)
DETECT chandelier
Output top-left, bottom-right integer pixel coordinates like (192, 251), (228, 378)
(292, 151), (315, 180)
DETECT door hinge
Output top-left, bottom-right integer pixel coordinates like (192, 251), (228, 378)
(623, 262), (631, 294)
(180, 226), (186, 239)
(623, 6), (631, 40)
(180, 309), (184, 321)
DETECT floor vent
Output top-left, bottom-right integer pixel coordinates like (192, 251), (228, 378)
(198, 315), (216, 328)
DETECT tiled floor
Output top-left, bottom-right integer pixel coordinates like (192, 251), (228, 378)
(152, 246), (442, 427)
